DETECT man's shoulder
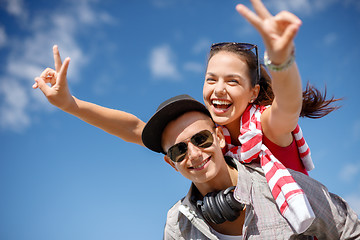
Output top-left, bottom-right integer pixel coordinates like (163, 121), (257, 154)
(166, 198), (185, 222)
(165, 197), (191, 238)
(168, 198), (183, 212)
(289, 168), (326, 190)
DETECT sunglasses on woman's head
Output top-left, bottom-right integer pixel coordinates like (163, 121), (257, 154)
(166, 130), (214, 163)
(210, 42), (260, 83)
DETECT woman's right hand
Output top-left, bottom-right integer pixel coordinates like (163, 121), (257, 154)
(33, 45), (76, 112)
(236, 0), (301, 66)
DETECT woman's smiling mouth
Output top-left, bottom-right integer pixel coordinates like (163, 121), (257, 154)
(211, 99), (232, 112)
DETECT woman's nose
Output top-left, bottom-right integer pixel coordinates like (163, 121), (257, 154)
(214, 81), (226, 96)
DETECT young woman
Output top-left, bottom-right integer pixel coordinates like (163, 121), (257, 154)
(202, 2), (339, 175)
(202, 42), (340, 175)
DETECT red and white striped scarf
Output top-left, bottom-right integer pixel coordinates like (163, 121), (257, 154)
(221, 104), (315, 233)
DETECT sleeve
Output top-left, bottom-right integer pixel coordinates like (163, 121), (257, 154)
(163, 222), (177, 240)
(292, 170), (360, 239)
(163, 200), (182, 240)
(328, 193), (360, 239)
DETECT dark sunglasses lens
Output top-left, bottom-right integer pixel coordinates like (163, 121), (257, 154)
(168, 130), (214, 163)
(211, 42), (226, 49)
(211, 42), (255, 51)
(235, 43), (254, 50)
(168, 142), (187, 162)
(191, 130), (213, 148)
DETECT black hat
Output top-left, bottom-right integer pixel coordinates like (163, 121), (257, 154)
(142, 94), (211, 154)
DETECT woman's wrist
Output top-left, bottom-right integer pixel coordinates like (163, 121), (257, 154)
(61, 95), (79, 114)
(264, 49), (295, 72)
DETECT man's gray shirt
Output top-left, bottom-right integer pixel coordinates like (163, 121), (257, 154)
(164, 159), (360, 239)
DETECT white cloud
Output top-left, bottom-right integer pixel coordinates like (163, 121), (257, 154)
(183, 62), (204, 73)
(344, 193), (360, 215)
(268, 0), (311, 15)
(345, 0), (360, 11)
(339, 164), (360, 215)
(77, 0), (97, 24)
(0, 0), (114, 132)
(0, 79), (29, 132)
(152, 0), (178, 8)
(7, 60), (43, 82)
(149, 44), (180, 80)
(3, 0), (27, 18)
(74, 0), (116, 25)
(0, 26), (6, 48)
(339, 163), (360, 182)
(192, 39), (211, 55)
(98, 12), (117, 25)
(235, 23), (256, 38)
(266, 0), (338, 15)
(4, 10), (87, 94)
(323, 33), (338, 46)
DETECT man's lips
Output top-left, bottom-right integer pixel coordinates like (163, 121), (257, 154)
(189, 157), (211, 170)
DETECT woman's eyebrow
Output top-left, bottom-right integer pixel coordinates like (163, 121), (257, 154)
(206, 72), (243, 77)
(226, 74), (242, 78)
(205, 72), (246, 82)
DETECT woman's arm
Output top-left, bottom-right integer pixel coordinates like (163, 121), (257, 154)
(62, 97), (145, 145)
(33, 45), (145, 146)
(236, 0), (303, 146)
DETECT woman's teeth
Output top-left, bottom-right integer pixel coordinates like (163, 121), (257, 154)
(212, 99), (231, 109)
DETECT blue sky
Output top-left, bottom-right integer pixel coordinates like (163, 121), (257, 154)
(1, 0), (360, 239)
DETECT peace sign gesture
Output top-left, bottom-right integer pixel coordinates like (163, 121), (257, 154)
(33, 45), (75, 111)
(236, 0), (301, 65)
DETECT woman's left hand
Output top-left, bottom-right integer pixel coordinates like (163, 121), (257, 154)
(236, 0), (301, 65)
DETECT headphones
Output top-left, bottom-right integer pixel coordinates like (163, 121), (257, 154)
(196, 186), (245, 224)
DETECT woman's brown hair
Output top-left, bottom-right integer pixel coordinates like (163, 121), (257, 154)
(208, 43), (341, 119)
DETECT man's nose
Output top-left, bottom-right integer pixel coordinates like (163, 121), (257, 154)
(186, 142), (202, 160)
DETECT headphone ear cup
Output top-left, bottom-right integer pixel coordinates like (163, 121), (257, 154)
(204, 192), (225, 224)
(215, 190), (239, 222)
(225, 190), (245, 212)
(197, 202), (212, 224)
(196, 186), (245, 225)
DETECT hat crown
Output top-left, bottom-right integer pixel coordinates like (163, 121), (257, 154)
(156, 94), (193, 111)
(142, 94), (211, 154)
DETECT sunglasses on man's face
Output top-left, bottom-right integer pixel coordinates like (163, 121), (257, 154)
(210, 42), (260, 83)
(166, 130), (214, 163)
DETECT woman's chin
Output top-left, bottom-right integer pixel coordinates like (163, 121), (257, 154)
(210, 115), (231, 126)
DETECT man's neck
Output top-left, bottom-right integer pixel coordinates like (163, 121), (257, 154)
(191, 157), (245, 236)
(195, 164), (238, 197)
(209, 209), (245, 236)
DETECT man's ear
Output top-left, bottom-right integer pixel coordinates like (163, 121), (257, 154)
(215, 126), (226, 149)
(164, 155), (178, 171)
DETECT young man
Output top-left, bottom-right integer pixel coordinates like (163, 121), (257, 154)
(142, 94), (360, 240)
